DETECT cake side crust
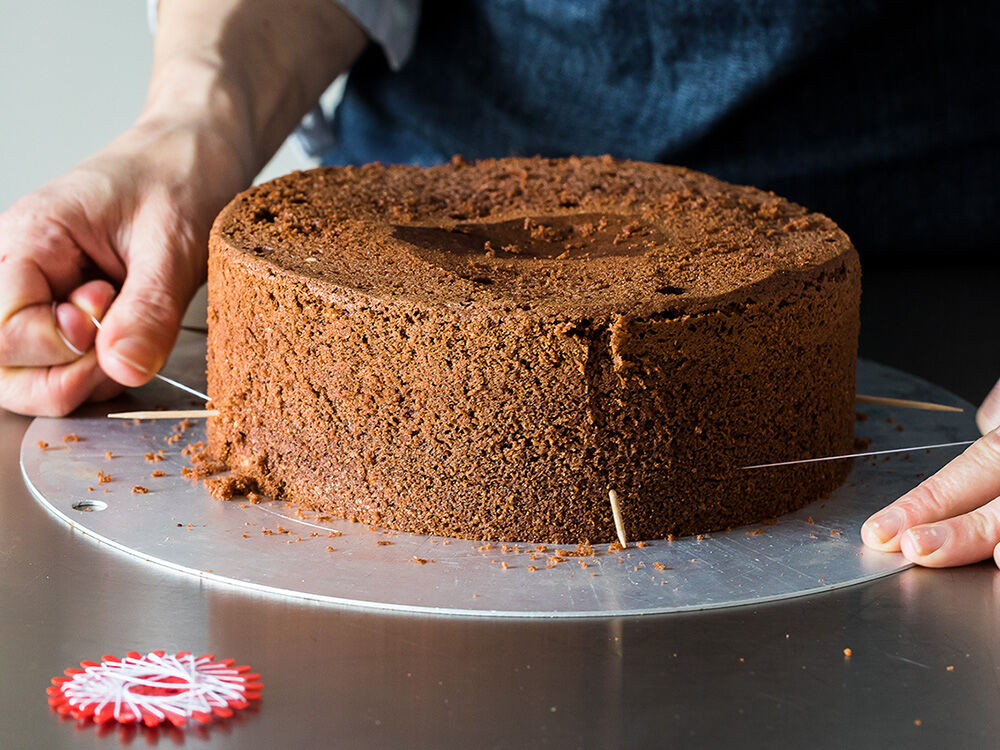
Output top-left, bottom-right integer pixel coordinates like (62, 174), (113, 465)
(205, 219), (860, 542)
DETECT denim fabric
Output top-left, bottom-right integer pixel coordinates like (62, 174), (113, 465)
(321, 0), (998, 257)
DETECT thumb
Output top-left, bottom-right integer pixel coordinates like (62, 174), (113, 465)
(978, 378), (1000, 435)
(96, 238), (198, 387)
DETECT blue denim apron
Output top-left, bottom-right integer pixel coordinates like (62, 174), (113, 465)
(321, 0), (998, 257)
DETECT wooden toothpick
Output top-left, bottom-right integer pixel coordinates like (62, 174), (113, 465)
(107, 410), (219, 420)
(855, 394), (963, 413)
(608, 489), (628, 548)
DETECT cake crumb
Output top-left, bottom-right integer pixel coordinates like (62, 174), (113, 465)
(105, 451), (113, 460)
(843, 648), (852, 658)
(527, 565), (537, 572)
(97, 470), (112, 485)
(151, 470), (166, 478)
(653, 562), (667, 570)
(204, 474), (255, 500)
(144, 452), (163, 463)
(376, 540), (392, 546)
(63, 434), (82, 442)
(181, 441), (205, 457)
(636, 541), (648, 548)
(326, 546), (334, 552)
(412, 557), (430, 565)
(914, 720), (922, 727)
(131, 485), (149, 494)
(501, 561), (509, 570)
(37, 441), (49, 451)
(746, 529), (765, 536)
(946, 665), (954, 671)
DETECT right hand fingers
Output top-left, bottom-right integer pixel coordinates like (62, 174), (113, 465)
(0, 350), (115, 417)
(861, 429), (1000, 554)
(978, 378), (1000, 435)
(0, 257), (115, 367)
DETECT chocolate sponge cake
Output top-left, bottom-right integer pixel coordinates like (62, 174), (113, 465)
(206, 156), (860, 543)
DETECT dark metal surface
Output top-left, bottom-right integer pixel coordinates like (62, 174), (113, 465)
(2, 265), (1000, 746)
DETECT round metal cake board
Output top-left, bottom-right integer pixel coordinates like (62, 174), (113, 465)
(20, 360), (977, 618)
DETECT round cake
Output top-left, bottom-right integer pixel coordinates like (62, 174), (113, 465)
(205, 156), (860, 543)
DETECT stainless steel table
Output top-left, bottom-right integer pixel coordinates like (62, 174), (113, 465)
(3, 305), (1000, 749)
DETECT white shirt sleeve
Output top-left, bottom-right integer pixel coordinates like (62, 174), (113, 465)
(146, 0), (421, 71)
(334, 0), (420, 71)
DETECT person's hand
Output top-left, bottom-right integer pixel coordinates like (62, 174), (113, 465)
(861, 379), (1000, 567)
(0, 117), (248, 416)
(0, 0), (367, 418)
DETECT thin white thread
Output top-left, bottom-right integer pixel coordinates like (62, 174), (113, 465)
(740, 440), (976, 470)
(88, 314), (209, 401)
(52, 302), (85, 356)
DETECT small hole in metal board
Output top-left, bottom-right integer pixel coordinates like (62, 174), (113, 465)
(72, 499), (108, 512)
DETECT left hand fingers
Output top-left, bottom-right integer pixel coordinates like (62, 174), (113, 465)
(861, 428), (1000, 557)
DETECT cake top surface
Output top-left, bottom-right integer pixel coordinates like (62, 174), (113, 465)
(212, 156), (855, 318)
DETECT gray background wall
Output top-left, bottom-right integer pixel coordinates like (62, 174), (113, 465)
(0, 0), (307, 212)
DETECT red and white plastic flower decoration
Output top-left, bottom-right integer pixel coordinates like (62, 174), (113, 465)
(48, 650), (262, 727)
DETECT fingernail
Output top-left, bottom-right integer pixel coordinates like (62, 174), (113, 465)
(865, 508), (903, 544)
(905, 525), (949, 556)
(52, 302), (85, 356)
(111, 337), (157, 376)
(977, 384), (1000, 434)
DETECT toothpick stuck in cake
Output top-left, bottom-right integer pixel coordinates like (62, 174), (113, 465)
(609, 489), (628, 548)
(107, 410), (220, 420)
(855, 394), (963, 413)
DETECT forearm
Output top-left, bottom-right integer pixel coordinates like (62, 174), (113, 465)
(140, 0), (367, 188)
